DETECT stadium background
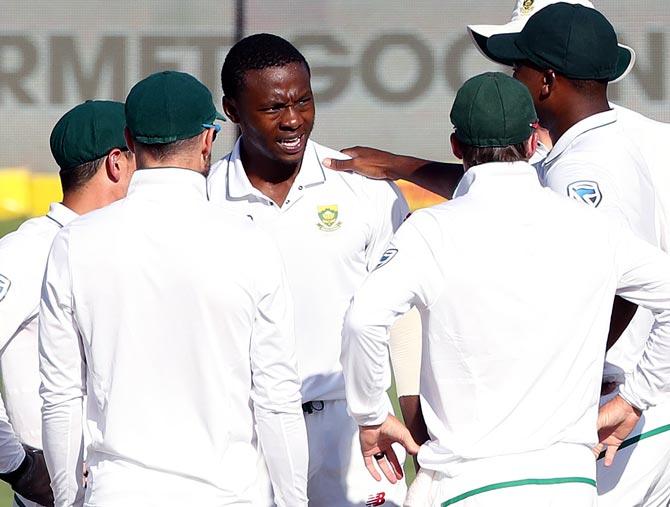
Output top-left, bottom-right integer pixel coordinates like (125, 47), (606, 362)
(0, 0), (668, 503)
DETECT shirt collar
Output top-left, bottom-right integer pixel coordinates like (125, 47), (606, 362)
(543, 109), (618, 166)
(46, 202), (79, 228)
(453, 161), (541, 198)
(128, 168), (208, 200)
(226, 137), (326, 200)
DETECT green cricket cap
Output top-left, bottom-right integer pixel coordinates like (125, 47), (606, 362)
(450, 72), (538, 148)
(125, 71), (225, 145)
(485, 2), (633, 81)
(50, 100), (127, 171)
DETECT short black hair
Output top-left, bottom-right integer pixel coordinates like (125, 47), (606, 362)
(59, 156), (105, 193)
(221, 33), (310, 99)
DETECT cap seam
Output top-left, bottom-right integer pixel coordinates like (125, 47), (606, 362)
(467, 77), (489, 145)
(493, 76), (507, 144)
(563, 7), (576, 73)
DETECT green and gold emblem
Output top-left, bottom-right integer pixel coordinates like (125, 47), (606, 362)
(317, 204), (342, 231)
(521, 0), (535, 14)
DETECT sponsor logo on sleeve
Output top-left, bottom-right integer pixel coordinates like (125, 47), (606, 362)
(567, 180), (602, 208)
(375, 248), (398, 270)
(0, 274), (11, 302)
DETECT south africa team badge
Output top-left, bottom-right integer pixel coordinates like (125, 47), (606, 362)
(317, 205), (342, 231)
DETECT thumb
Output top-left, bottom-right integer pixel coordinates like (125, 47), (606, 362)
(398, 427), (421, 456)
(322, 157), (357, 171)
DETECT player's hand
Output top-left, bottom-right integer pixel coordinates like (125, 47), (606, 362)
(0, 444), (54, 506)
(596, 394), (641, 467)
(359, 414), (421, 484)
(322, 146), (399, 180)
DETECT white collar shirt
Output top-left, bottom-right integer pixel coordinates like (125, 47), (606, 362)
(537, 109), (660, 384)
(342, 161), (670, 476)
(0, 202), (77, 472)
(207, 139), (409, 402)
(39, 169), (307, 506)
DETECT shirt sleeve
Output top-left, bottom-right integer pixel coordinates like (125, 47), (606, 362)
(544, 159), (631, 231)
(0, 394), (25, 473)
(612, 226), (670, 410)
(365, 180), (410, 272)
(342, 212), (445, 426)
(0, 235), (43, 471)
(38, 228), (85, 507)
(249, 236), (308, 507)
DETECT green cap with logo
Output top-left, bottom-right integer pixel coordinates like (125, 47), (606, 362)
(485, 2), (633, 81)
(450, 72), (537, 148)
(50, 100), (127, 171)
(125, 70), (226, 145)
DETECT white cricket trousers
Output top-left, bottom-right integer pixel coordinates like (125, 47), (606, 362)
(304, 399), (407, 507)
(597, 389), (670, 506)
(404, 443), (597, 507)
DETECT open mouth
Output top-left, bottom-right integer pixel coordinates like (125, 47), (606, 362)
(277, 134), (305, 154)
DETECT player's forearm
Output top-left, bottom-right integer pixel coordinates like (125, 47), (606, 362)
(255, 409), (308, 507)
(42, 398), (84, 506)
(342, 304), (394, 426)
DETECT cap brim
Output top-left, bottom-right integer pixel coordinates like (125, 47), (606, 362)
(467, 19), (526, 62)
(215, 111), (227, 122)
(611, 44), (635, 83)
(485, 33), (526, 67)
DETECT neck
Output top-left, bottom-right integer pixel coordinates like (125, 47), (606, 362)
(62, 186), (113, 215)
(239, 137), (303, 206)
(546, 94), (610, 145)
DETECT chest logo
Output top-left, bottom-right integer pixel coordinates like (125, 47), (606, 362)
(317, 205), (342, 231)
(375, 248), (398, 270)
(0, 274), (11, 302)
(521, 0), (535, 14)
(567, 180), (602, 208)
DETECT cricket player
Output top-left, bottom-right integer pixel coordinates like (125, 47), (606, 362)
(38, 71), (308, 507)
(342, 71), (670, 507)
(325, 3), (670, 504)
(0, 100), (134, 507)
(207, 34), (409, 506)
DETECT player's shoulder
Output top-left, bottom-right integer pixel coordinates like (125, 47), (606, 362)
(0, 215), (59, 255)
(312, 140), (403, 198)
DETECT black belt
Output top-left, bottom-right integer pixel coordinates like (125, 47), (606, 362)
(302, 400), (325, 414)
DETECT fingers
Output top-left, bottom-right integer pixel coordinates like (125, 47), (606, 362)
(340, 147), (362, 158)
(591, 443), (605, 459)
(322, 157), (357, 171)
(386, 447), (405, 480)
(364, 455), (382, 482)
(604, 443), (620, 467)
(375, 454), (399, 484)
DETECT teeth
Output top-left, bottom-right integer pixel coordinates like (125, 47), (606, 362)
(279, 136), (301, 148)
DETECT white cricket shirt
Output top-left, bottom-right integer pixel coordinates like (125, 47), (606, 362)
(537, 109), (661, 385)
(0, 203), (78, 473)
(207, 139), (408, 402)
(39, 169), (308, 506)
(342, 161), (670, 476)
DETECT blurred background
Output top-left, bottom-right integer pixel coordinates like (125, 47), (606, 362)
(1, 0), (669, 503)
(1, 0), (669, 220)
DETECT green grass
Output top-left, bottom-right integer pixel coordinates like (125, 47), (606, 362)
(0, 218), (25, 239)
(0, 218), (415, 503)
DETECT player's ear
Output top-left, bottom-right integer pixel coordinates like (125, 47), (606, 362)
(541, 69), (556, 97)
(525, 131), (539, 159)
(222, 96), (240, 124)
(105, 148), (124, 183)
(450, 133), (464, 161)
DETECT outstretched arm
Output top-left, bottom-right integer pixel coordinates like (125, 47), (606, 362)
(322, 147), (463, 199)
